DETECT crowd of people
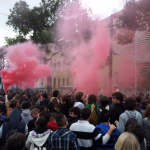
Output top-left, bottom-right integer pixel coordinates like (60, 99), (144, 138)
(0, 89), (149, 150)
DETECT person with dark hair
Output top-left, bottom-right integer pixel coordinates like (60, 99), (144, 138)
(47, 113), (58, 131)
(109, 92), (125, 124)
(9, 99), (20, 110)
(70, 107), (116, 150)
(12, 93), (17, 99)
(48, 114), (80, 150)
(143, 104), (150, 150)
(95, 109), (120, 150)
(40, 93), (50, 107)
(40, 111), (51, 123)
(0, 103), (8, 126)
(97, 96), (109, 124)
(67, 107), (81, 129)
(48, 102), (57, 113)
(124, 118), (138, 131)
(21, 101), (33, 124)
(31, 95), (40, 106)
(51, 90), (60, 103)
(127, 123), (146, 149)
(60, 96), (72, 118)
(26, 116), (52, 150)
(19, 92), (28, 104)
(7, 132), (26, 150)
(74, 92), (85, 110)
(134, 96), (142, 114)
(115, 97), (142, 133)
(27, 108), (40, 132)
(141, 99), (150, 118)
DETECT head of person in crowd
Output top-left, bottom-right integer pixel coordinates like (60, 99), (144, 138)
(48, 102), (57, 113)
(55, 114), (68, 128)
(124, 97), (136, 111)
(112, 92), (124, 104)
(100, 109), (110, 123)
(141, 99), (150, 109)
(39, 106), (47, 112)
(69, 107), (81, 119)
(52, 98), (59, 107)
(21, 92), (26, 98)
(30, 108), (40, 119)
(12, 93), (17, 99)
(21, 101), (30, 110)
(25, 94), (31, 99)
(31, 95), (39, 106)
(81, 107), (91, 121)
(136, 96), (142, 104)
(0, 103), (6, 115)
(41, 93), (48, 100)
(88, 94), (97, 104)
(127, 123), (145, 144)
(145, 94), (149, 99)
(35, 116), (47, 130)
(100, 96), (109, 110)
(8, 95), (13, 101)
(10, 99), (19, 110)
(144, 103), (150, 120)
(15, 95), (20, 101)
(7, 133), (26, 150)
(7, 90), (11, 96)
(53, 90), (59, 98)
(115, 132), (140, 150)
(40, 111), (51, 123)
(48, 94), (52, 100)
(61, 96), (72, 108)
(75, 92), (84, 102)
(125, 118), (138, 131)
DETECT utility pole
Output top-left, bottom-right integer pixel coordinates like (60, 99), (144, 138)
(109, 15), (113, 96)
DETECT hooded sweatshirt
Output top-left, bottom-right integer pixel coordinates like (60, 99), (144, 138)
(21, 109), (33, 124)
(95, 123), (120, 150)
(0, 108), (27, 139)
(74, 102), (85, 110)
(143, 118), (150, 147)
(26, 129), (52, 150)
(117, 110), (142, 133)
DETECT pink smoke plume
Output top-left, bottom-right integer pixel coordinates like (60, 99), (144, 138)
(1, 41), (51, 93)
(56, 2), (110, 95)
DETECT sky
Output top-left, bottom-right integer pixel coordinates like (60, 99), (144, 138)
(0, 0), (123, 47)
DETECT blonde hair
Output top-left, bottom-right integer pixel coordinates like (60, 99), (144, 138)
(115, 132), (140, 150)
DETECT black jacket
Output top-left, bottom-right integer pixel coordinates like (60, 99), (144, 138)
(110, 103), (125, 124)
(20, 97), (28, 104)
(40, 98), (50, 107)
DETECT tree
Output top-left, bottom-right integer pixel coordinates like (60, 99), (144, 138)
(114, 0), (150, 45)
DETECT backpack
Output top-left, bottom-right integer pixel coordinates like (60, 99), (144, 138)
(3, 121), (19, 150)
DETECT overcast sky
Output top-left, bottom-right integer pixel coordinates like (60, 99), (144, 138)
(0, 0), (123, 47)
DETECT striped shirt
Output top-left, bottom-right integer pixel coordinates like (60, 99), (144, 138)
(70, 120), (110, 150)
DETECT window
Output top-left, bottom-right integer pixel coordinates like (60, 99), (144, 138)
(58, 78), (60, 88)
(67, 79), (69, 85)
(54, 78), (56, 88)
(63, 79), (65, 86)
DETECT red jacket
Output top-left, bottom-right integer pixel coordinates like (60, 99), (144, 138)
(47, 121), (58, 131)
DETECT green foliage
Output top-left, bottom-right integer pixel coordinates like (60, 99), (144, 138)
(5, 35), (27, 46)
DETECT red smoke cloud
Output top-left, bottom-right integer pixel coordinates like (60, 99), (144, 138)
(1, 41), (51, 93)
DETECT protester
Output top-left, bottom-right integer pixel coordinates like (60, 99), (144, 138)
(143, 104), (150, 150)
(110, 92), (125, 124)
(7, 133), (26, 150)
(67, 107), (81, 129)
(21, 101), (33, 124)
(141, 99), (150, 118)
(19, 92), (28, 104)
(0, 103), (8, 126)
(26, 116), (52, 149)
(28, 108), (40, 132)
(47, 113), (58, 131)
(40, 93), (50, 107)
(115, 132), (140, 150)
(115, 97), (142, 133)
(31, 95), (40, 106)
(124, 118), (138, 131)
(70, 107), (116, 150)
(51, 90), (60, 103)
(74, 92), (85, 110)
(48, 114), (80, 150)
(47, 102), (57, 113)
(95, 109), (121, 150)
